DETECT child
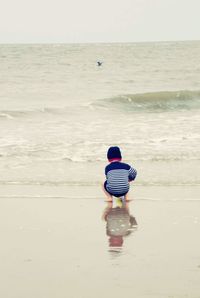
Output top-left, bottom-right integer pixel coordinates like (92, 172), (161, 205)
(103, 146), (137, 201)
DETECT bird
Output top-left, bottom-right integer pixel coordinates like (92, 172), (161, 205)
(97, 61), (103, 66)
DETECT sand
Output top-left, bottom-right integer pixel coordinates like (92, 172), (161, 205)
(0, 186), (200, 298)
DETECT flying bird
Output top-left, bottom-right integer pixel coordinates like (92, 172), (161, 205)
(97, 61), (103, 66)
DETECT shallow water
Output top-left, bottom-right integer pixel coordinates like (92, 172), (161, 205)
(0, 41), (200, 188)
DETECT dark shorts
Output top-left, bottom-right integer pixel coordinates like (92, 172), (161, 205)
(104, 181), (128, 198)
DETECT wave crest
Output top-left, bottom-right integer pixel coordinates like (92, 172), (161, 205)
(93, 90), (200, 112)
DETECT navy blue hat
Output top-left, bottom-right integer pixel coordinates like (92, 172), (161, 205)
(107, 146), (122, 161)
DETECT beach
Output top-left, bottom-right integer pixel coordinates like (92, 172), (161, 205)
(0, 186), (200, 298)
(0, 41), (200, 297)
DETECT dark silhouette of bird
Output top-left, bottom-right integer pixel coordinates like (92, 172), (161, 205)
(97, 61), (103, 66)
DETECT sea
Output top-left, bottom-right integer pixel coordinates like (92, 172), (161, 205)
(0, 41), (200, 194)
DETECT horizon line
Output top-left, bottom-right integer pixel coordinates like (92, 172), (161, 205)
(0, 38), (200, 45)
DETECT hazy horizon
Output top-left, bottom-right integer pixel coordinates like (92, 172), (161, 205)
(0, 39), (200, 45)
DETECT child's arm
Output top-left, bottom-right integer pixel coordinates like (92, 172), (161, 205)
(128, 166), (137, 182)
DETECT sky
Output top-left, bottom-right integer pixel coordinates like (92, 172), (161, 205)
(0, 0), (200, 43)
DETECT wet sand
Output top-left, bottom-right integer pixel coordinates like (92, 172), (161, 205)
(0, 187), (200, 298)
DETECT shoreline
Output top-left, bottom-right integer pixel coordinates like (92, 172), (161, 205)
(0, 184), (199, 201)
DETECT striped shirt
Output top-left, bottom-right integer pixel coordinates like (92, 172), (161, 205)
(105, 161), (137, 196)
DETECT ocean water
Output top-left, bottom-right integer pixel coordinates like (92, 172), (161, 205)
(0, 41), (200, 189)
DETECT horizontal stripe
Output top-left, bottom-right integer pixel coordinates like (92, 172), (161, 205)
(105, 161), (137, 195)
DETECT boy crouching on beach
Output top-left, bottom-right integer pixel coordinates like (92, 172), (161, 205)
(103, 146), (137, 202)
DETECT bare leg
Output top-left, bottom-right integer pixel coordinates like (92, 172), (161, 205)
(124, 193), (130, 201)
(101, 183), (113, 202)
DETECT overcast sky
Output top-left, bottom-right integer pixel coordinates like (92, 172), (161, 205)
(0, 0), (200, 43)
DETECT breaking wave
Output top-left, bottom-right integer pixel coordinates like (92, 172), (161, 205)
(0, 107), (71, 119)
(92, 90), (200, 112)
(1, 90), (200, 119)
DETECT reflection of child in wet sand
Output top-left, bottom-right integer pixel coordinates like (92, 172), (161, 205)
(102, 146), (137, 202)
(102, 201), (137, 248)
